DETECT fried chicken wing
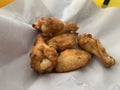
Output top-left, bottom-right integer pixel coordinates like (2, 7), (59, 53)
(77, 34), (115, 68)
(55, 49), (92, 73)
(32, 17), (79, 37)
(30, 34), (58, 73)
(47, 33), (77, 51)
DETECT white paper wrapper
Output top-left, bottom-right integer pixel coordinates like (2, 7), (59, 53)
(0, 0), (120, 90)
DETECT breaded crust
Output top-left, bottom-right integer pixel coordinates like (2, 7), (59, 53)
(47, 33), (77, 51)
(55, 49), (92, 73)
(77, 34), (115, 68)
(30, 34), (58, 73)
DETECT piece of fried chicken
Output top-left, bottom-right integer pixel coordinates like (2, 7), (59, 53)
(47, 33), (77, 51)
(32, 17), (79, 37)
(77, 34), (115, 68)
(55, 49), (92, 73)
(30, 34), (58, 73)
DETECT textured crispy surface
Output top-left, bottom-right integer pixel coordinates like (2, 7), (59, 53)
(32, 17), (79, 37)
(55, 49), (92, 73)
(77, 34), (115, 68)
(47, 33), (77, 51)
(30, 34), (58, 73)
(31, 17), (115, 74)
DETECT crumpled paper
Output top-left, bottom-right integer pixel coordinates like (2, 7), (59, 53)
(0, 0), (120, 90)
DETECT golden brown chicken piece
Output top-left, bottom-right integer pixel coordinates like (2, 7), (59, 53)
(47, 33), (77, 51)
(55, 49), (92, 73)
(77, 34), (115, 68)
(32, 17), (79, 37)
(30, 34), (58, 73)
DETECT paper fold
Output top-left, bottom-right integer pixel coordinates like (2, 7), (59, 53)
(0, 0), (120, 90)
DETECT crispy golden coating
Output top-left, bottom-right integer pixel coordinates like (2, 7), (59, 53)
(30, 34), (58, 73)
(47, 33), (77, 51)
(32, 17), (79, 37)
(77, 34), (115, 68)
(30, 17), (115, 74)
(55, 49), (92, 73)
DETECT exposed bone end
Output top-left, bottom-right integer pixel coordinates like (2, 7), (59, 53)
(32, 21), (41, 30)
(103, 56), (116, 68)
(40, 59), (52, 71)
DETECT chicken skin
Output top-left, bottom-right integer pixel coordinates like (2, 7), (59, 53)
(77, 34), (115, 68)
(32, 17), (79, 37)
(30, 34), (58, 73)
(55, 49), (92, 73)
(30, 17), (115, 74)
(47, 33), (77, 51)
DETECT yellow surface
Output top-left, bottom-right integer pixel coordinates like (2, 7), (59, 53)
(93, 0), (104, 8)
(108, 0), (120, 7)
(93, 0), (120, 8)
(0, 0), (14, 8)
